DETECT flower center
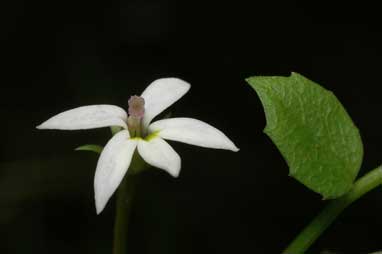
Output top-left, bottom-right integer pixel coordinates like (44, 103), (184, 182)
(127, 95), (145, 137)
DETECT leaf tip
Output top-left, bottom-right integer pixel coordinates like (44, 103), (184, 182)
(288, 171), (296, 177)
(290, 71), (299, 76)
(74, 144), (103, 154)
(245, 77), (256, 87)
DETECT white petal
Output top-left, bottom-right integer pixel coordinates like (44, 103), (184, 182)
(149, 118), (239, 152)
(94, 130), (137, 214)
(36, 105), (128, 130)
(137, 137), (181, 178)
(141, 78), (190, 127)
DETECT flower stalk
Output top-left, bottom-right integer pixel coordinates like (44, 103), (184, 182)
(113, 174), (137, 254)
(283, 165), (382, 254)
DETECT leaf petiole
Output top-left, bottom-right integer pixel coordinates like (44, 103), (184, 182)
(283, 165), (382, 254)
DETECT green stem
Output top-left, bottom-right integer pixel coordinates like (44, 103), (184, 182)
(113, 175), (137, 254)
(283, 165), (382, 254)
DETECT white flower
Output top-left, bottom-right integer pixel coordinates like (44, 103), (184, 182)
(37, 78), (239, 214)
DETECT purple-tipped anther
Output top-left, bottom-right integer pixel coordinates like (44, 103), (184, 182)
(128, 95), (145, 118)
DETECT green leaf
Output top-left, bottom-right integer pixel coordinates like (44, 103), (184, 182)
(75, 144), (103, 154)
(246, 72), (363, 199)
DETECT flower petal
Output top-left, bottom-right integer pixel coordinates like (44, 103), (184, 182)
(36, 105), (128, 130)
(137, 137), (181, 177)
(94, 130), (137, 214)
(149, 118), (239, 152)
(141, 78), (190, 127)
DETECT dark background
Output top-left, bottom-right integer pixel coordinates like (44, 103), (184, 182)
(1, 1), (381, 253)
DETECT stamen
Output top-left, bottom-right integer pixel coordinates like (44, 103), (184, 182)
(127, 96), (145, 137)
(128, 95), (145, 118)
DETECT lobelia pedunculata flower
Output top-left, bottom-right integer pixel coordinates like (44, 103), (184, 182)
(37, 78), (239, 214)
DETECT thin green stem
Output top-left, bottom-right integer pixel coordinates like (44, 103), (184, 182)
(113, 175), (137, 254)
(283, 165), (382, 254)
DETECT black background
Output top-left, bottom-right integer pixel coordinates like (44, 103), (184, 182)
(1, 1), (382, 253)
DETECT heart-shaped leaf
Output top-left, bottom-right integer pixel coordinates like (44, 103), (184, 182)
(247, 72), (363, 199)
